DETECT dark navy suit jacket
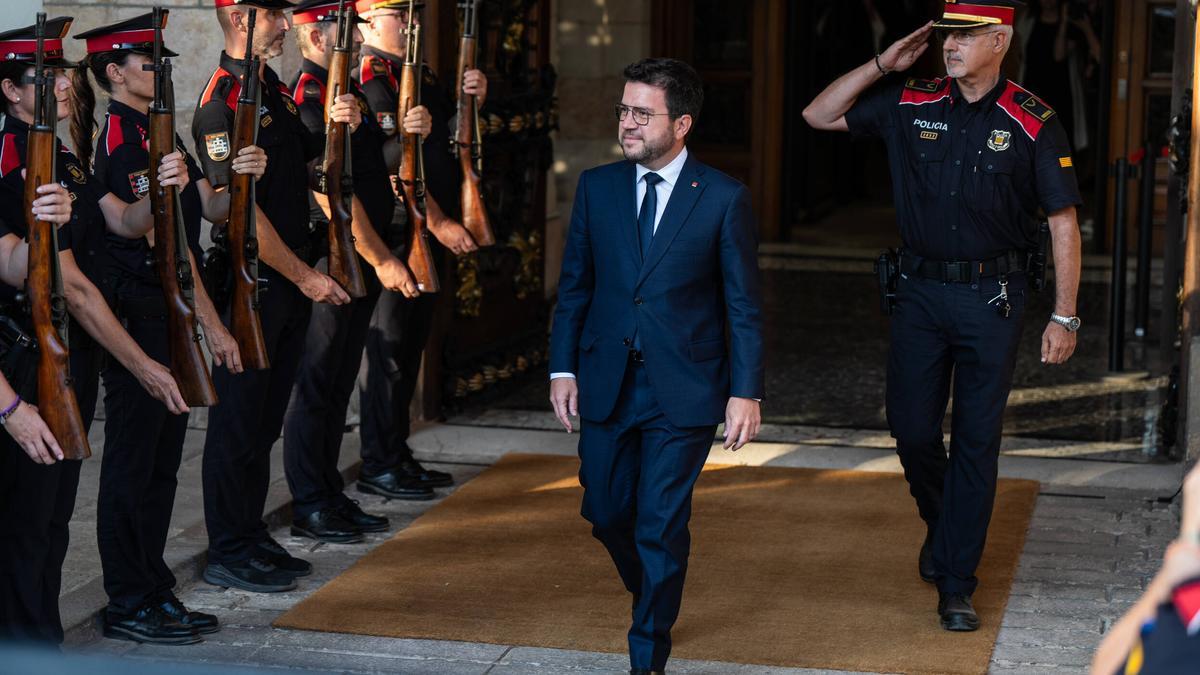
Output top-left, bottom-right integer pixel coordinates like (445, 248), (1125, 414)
(550, 153), (765, 428)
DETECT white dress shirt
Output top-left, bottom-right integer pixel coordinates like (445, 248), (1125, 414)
(550, 148), (690, 381)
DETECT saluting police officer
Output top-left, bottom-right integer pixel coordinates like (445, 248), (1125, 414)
(804, 0), (1083, 631)
(193, 0), (359, 594)
(353, 0), (487, 496)
(282, 0), (434, 545)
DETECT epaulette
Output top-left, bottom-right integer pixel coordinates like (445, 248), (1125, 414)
(899, 77), (950, 106)
(360, 55), (398, 93)
(997, 81), (1055, 141)
(200, 68), (240, 111)
(0, 133), (19, 178)
(294, 72), (326, 105)
(102, 114), (148, 157)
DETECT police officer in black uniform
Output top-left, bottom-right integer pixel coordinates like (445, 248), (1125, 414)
(0, 16), (189, 644)
(804, 0), (1083, 631)
(193, 0), (357, 594)
(72, 12), (272, 643)
(282, 0), (436, 547)
(354, 0), (487, 495)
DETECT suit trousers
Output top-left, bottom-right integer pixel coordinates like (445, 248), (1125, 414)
(203, 277), (311, 564)
(886, 272), (1026, 595)
(284, 260), (381, 519)
(0, 345), (98, 644)
(356, 284), (436, 476)
(578, 360), (716, 671)
(98, 309), (188, 615)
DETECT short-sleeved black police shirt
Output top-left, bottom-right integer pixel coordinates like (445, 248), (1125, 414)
(845, 76), (1082, 261)
(93, 99), (205, 289)
(191, 51), (323, 253)
(292, 57), (395, 237)
(356, 44), (459, 217)
(0, 115), (107, 307)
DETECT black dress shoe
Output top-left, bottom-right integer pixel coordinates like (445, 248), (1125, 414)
(919, 531), (936, 584)
(292, 508), (364, 544)
(357, 469), (436, 501)
(629, 670), (665, 675)
(103, 605), (201, 645)
(256, 537), (312, 577)
(937, 592), (980, 631)
(157, 595), (219, 634)
(397, 457), (454, 488)
(335, 498), (390, 533)
(203, 558), (298, 593)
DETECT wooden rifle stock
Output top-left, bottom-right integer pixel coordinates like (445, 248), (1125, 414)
(146, 8), (217, 406)
(398, 8), (439, 293)
(322, 0), (367, 298)
(226, 9), (269, 369)
(453, 0), (493, 247)
(25, 13), (90, 459)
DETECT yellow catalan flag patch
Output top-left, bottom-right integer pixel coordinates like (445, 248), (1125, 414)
(1059, 156), (1074, 168)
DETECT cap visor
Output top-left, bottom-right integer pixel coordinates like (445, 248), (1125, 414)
(932, 19), (993, 29)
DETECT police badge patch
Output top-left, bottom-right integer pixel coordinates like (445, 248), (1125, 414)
(66, 163), (87, 184)
(205, 132), (231, 161)
(128, 170), (150, 199)
(377, 112), (396, 131)
(987, 130), (1012, 152)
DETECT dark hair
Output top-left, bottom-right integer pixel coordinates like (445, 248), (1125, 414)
(70, 51), (131, 169)
(622, 58), (704, 121)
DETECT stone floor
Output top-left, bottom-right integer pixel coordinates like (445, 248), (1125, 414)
(33, 422), (1185, 675)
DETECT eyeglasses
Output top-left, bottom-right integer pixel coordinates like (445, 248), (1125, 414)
(940, 29), (1001, 46)
(615, 104), (670, 126)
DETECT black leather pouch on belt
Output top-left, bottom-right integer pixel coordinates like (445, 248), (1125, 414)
(874, 249), (899, 316)
(0, 314), (38, 401)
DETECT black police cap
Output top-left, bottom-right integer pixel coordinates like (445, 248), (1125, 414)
(0, 17), (79, 68)
(73, 12), (178, 57)
(933, 0), (1026, 30)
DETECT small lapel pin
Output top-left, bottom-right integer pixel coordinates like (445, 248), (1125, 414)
(691, 181), (698, 188)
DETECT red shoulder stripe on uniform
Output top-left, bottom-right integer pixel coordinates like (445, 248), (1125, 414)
(899, 78), (950, 106)
(105, 114), (125, 156)
(200, 67), (241, 111)
(0, 133), (18, 178)
(359, 55), (398, 92)
(1174, 579), (1200, 636)
(294, 72), (327, 105)
(996, 80), (1051, 141)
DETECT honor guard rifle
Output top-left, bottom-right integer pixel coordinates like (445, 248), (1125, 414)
(452, 0), (494, 247)
(145, 7), (218, 405)
(320, 0), (367, 298)
(397, 0), (440, 292)
(226, 7), (270, 368)
(24, 13), (91, 459)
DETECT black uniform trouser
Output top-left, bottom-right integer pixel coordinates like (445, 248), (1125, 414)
(284, 260), (381, 519)
(886, 272), (1027, 596)
(202, 277), (311, 565)
(356, 283), (436, 476)
(0, 346), (98, 645)
(98, 303), (188, 616)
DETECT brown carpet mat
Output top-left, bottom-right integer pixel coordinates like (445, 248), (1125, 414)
(275, 453), (1039, 674)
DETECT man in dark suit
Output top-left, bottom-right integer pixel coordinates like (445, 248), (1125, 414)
(549, 58), (765, 675)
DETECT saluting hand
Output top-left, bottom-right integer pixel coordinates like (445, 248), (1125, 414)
(157, 150), (191, 191)
(1040, 322), (1077, 365)
(375, 257), (420, 298)
(723, 397), (761, 451)
(329, 94), (362, 133)
(231, 145), (268, 181)
(299, 269), (352, 305)
(462, 68), (487, 106)
(135, 359), (190, 415)
(879, 21), (933, 73)
(550, 377), (578, 433)
(4, 401), (63, 465)
(403, 105), (433, 140)
(28, 181), (71, 225)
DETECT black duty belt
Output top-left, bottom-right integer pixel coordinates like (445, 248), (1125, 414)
(900, 250), (1027, 283)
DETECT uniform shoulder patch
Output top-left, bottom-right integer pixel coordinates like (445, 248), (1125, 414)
(128, 169), (150, 199)
(899, 77), (949, 106)
(204, 132), (231, 162)
(997, 81), (1055, 141)
(903, 77), (941, 93)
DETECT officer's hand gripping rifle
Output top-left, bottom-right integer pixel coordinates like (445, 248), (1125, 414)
(144, 7), (218, 405)
(452, 0), (493, 247)
(321, 0), (367, 298)
(397, 1), (440, 293)
(24, 13), (91, 459)
(226, 7), (269, 368)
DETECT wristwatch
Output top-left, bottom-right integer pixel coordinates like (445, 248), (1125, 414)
(1050, 313), (1081, 332)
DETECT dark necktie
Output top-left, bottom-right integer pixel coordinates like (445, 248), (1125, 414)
(638, 172), (664, 261)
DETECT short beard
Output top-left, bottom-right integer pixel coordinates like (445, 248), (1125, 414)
(621, 130), (672, 165)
